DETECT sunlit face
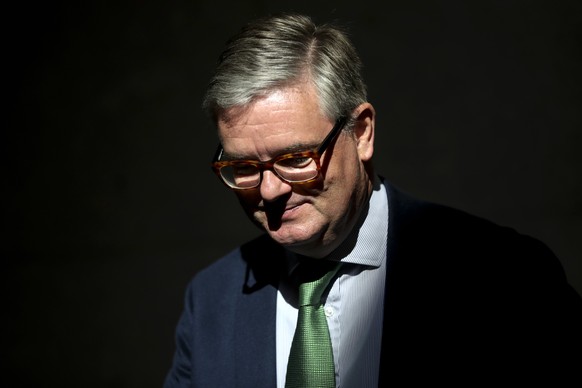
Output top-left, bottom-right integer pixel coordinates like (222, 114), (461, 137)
(217, 82), (374, 258)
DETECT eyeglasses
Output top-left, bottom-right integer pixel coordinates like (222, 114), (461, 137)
(212, 117), (348, 189)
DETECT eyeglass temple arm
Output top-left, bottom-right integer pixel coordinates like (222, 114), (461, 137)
(316, 116), (348, 154)
(212, 144), (224, 162)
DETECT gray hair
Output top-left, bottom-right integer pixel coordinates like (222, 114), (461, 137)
(202, 13), (367, 122)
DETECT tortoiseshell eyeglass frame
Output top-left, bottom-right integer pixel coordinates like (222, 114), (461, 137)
(211, 116), (348, 189)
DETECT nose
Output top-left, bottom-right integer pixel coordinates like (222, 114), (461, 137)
(259, 170), (292, 202)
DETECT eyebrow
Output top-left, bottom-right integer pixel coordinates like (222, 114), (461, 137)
(220, 141), (320, 162)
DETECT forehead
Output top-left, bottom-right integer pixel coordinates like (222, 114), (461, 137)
(217, 84), (332, 158)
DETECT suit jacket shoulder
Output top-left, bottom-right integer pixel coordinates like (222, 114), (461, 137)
(381, 183), (582, 385)
(164, 234), (283, 388)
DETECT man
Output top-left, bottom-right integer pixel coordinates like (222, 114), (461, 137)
(165, 13), (582, 387)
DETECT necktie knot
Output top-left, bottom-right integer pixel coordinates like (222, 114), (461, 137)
(297, 262), (342, 307)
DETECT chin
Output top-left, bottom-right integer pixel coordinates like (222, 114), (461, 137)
(251, 209), (326, 248)
(266, 224), (322, 251)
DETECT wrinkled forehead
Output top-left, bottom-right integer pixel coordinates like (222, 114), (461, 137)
(217, 85), (326, 138)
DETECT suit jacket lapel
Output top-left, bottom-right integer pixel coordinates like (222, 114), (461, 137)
(233, 235), (285, 386)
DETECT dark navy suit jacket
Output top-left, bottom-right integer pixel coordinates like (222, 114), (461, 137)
(165, 182), (582, 387)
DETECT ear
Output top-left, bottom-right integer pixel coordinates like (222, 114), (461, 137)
(352, 102), (375, 162)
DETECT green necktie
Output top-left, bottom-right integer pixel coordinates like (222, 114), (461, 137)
(285, 261), (342, 388)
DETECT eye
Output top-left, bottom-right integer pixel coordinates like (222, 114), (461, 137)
(232, 164), (258, 176)
(276, 156), (313, 169)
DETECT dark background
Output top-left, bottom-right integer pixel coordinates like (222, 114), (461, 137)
(3, 0), (581, 386)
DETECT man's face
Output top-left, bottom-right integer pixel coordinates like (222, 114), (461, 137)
(217, 82), (374, 258)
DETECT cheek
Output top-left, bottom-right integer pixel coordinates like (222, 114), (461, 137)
(325, 148), (361, 189)
(321, 159), (365, 208)
(235, 190), (261, 210)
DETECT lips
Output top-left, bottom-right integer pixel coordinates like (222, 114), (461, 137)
(255, 201), (306, 226)
(256, 200), (305, 212)
(281, 204), (300, 217)
(284, 203), (300, 212)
